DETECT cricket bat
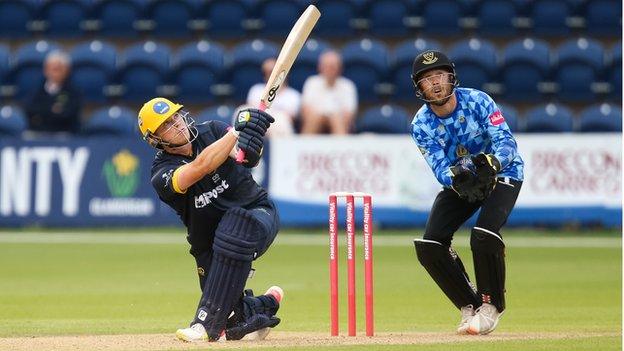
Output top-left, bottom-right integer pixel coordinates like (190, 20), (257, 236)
(236, 4), (321, 163)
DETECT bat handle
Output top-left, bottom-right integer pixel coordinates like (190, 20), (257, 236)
(235, 100), (269, 163)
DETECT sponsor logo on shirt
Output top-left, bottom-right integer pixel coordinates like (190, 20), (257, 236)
(489, 110), (505, 126)
(194, 180), (229, 208)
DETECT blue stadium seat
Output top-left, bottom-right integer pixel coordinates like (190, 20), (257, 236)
(117, 41), (171, 102)
(582, 0), (621, 37)
(145, 0), (201, 38)
(70, 40), (117, 102)
(0, 45), (9, 84)
(341, 39), (389, 102)
(202, 0), (249, 38)
(196, 105), (236, 125)
(83, 105), (136, 136)
(0, 0), (37, 38)
(364, 0), (409, 37)
(40, 0), (89, 37)
(496, 102), (520, 132)
(524, 103), (573, 133)
(228, 40), (278, 101)
(91, 0), (145, 37)
(390, 38), (442, 101)
(609, 43), (621, 101)
(448, 38), (497, 91)
(314, 0), (357, 38)
(529, 0), (572, 36)
(289, 39), (331, 91)
(421, 0), (462, 36)
(10, 40), (61, 101)
(172, 40), (225, 103)
(0, 105), (27, 137)
(356, 104), (410, 134)
(477, 0), (518, 37)
(578, 103), (622, 132)
(554, 38), (605, 102)
(500, 38), (551, 102)
(256, 0), (304, 37)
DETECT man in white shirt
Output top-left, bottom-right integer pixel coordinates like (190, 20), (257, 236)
(300, 50), (357, 134)
(246, 58), (301, 137)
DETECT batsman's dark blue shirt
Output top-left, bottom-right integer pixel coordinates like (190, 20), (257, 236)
(411, 87), (524, 187)
(151, 121), (267, 236)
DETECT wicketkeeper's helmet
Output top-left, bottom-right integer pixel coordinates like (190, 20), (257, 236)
(411, 50), (458, 100)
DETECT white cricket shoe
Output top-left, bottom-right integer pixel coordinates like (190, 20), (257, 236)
(456, 304), (475, 335)
(176, 323), (208, 342)
(243, 286), (284, 341)
(467, 303), (503, 335)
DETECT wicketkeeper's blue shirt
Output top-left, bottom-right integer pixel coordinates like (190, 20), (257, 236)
(410, 87), (524, 187)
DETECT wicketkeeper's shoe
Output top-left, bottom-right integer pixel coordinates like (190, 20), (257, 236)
(456, 304), (475, 335)
(176, 323), (208, 342)
(467, 303), (503, 335)
(242, 286), (284, 341)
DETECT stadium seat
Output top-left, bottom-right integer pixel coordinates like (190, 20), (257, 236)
(70, 40), (117, 102)
(364, 0), (409, 37)
(582, 0), (621, 37)
(145, 0), (201, 38)
(39, 0), (89, 37)
(496, 102), (520, 132)
(117, 41), (171, 102)
(448, 38), (497, 91)
(609, 43), (621, 101)
(578, 103), (622, 132)
(477, 0), (518, 37)
(529, 0), (572, 36)
(314, 0), (357, 38)
(91, 0), (144, 37)
(256, 0), (305, 37)
(172, 40), (225, 103)
(390, 38), (442, 101)
(202, 0), (249, 38)
(228, 40), (278, 101)
(342, 39), (389, 102)
(196, 105), (236, 126)
(420, 0), (462, 36)
(554, 38), (605, 102)
(524, 103), (573, 133)
(10, 40), (61, 101)
(0, 45), (9, 83)
(0, 105), (27, 137)
(0, 0), (37, 38)
(289, 39), (331, 91)
(83, 105), (136, 136)
(355, 104), (411, 134)
(500, 38), (551, 102)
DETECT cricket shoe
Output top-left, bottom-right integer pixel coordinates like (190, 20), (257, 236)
(241, 286), (284, 341)
(467, 303), (503, 335)
(176, 323), (208, 342)
(456, 304), (475, 335)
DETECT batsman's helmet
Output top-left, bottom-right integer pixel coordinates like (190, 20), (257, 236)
(138, 97), (196, 149)
(411, 50), (458, 99)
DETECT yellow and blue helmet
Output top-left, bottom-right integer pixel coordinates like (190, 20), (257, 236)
(138, 97), (196, 149)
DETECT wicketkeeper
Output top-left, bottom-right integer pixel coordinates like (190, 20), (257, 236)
(409, 51), (524, 335)
(138, 97), (283, 342)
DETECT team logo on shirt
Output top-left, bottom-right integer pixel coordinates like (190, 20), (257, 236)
(456, 144), (468, 158)
(458, 115), (465, 123)
(194, 180), (230, 208)
(422, 52), (438, 65)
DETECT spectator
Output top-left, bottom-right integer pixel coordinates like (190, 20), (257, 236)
(300, 50), (357, 134)
(246, 58), (301, 137)
(26, 50), (82, 134)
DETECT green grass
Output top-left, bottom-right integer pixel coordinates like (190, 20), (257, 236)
(0, 229), (620, 350)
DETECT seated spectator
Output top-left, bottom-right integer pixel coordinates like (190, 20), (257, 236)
(26, 50), (82, 134)
(246, 57), (301, 137)
(301, 50), (357, 134)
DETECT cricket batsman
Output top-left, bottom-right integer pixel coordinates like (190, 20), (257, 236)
(138, 97), (283, 342)
(409, 51), (524, 335)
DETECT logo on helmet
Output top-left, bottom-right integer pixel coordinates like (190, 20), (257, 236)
(422, 52), (438, 65)
(153, 101), (170, 114)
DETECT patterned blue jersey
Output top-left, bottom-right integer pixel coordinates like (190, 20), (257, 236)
(410, 87), (524, 187)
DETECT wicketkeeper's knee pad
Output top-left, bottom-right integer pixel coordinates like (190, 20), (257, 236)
(214, 207), (264, 262)
(414, 239), (479, 309)
(470, 227), (506, 311)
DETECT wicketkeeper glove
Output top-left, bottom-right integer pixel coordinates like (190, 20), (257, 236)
(450, 165), (484, 203)
(471, 153), (501, 198)
(237, 130), (264, 168)
(234, 108), (275, 136)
